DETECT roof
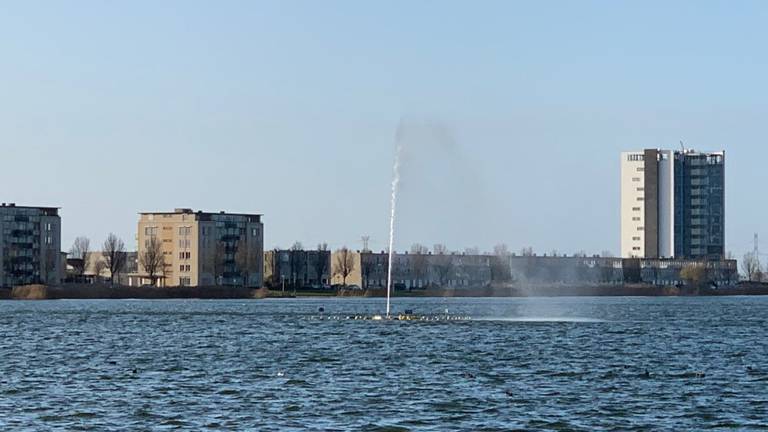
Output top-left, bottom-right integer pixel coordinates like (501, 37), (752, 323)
(0, 204), (60, 215)
(139, 209), (262, 218)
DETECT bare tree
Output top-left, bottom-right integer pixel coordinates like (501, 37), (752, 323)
(520, 246), (535, 257)
(313, 243), (329, 285)
(431, 245), (454, 287)
(69, 236), (91, 279)
(263, 248), (280, 287)
(410, 244), (429, 288)
(464, 246), (480, 255)
(289, 242), (306, 287)
(44, 249), (59, 285)
(235, 234), (260, 287)
(333, 247), (355, 287)
(210, 241), (227, 285)
(93, 259), (107, 283)
(361, 255), (375, 289)
(102, 233), (127, 286)
(491, 243), (512, 282)
(139, 235), (165, 286)
(433, 244), (449, 255)
(600, 250), (613, 258)
(742, 252), (761, 282)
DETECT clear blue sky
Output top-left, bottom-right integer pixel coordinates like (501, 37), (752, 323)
(1, 1), (766, 258)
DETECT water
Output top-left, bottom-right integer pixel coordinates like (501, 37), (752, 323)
(1, 297), (767, 430)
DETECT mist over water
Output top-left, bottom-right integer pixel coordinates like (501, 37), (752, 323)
(393, 120), (502, 252)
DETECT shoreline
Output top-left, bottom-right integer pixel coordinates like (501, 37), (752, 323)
(2, 282), (768, 300)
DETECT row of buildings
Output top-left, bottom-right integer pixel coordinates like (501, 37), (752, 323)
(0, 147), (736, 290)
(0, 205), (264, 289)
(261, 249), (737, 290)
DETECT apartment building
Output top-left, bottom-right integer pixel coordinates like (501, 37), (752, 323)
(137, 208), (263, 287)
(621, 149), (725, 260)
(0, 203), (62, 287)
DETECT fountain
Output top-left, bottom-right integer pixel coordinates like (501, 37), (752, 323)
(386, 125), (403, 318)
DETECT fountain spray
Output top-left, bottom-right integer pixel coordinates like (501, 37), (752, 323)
(386, 125), (404, 318)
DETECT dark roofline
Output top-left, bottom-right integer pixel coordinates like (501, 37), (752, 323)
(139, 210), (263, 217)
(0, 204), (60, 211)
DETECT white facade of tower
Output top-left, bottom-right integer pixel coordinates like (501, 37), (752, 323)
(620, 152), (645, 258)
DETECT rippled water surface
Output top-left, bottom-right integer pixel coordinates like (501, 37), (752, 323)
(1, 296), (767, 430)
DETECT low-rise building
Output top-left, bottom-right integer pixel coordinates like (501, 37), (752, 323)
(331, 250), (492, 290)
(80, 251), (138, 285)
(136, 208), (263, 287)
(0, 203), (62, 287)
(264, 248), (331, 289)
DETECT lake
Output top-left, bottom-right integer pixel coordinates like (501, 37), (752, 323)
(1, 296), (767, 430)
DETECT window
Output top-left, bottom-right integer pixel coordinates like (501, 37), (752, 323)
(252, 227), (260, 237)
(637, 167), (644, 172)
(636, 187), (644, 192)
(632, 236), (641, 241)
(180, 265), (184, 272)
(637, 226), (644, 231)
(632, 207), (641, 211)
(632, 177), (641, 182)
(637, 197), (644, 201)
(627, 154), (644, 162)
(632, 217), (640, 221)
(632, 247), (641, 251)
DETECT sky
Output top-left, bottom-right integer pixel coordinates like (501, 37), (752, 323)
(1, 1), (767, 258)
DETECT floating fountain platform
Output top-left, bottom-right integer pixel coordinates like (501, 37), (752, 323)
(308, 313), (472, 322)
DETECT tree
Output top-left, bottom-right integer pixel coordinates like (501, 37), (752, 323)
(93, 260), (107, 283)
(491, 243), (512, 282)
(139, 235), (165, 286)
(432, 245), (454, 287)
(102, 233), (127, 285)
(520, 247), (535, 257)
(264, 248), (279, 287)
(313, 243), (329, 285)
(235, 234), (260, 287)
(600, 250), (613, 258)
(410, 244), (429, 288)
(69, 237), (91, 278)
(742, 252), (761, 282)
(289, 242), (306, 287)
(433, 244), (449, 255)
(43, 249), (59, 285)
(361, 255), (375, 289)
(211, 241), (227, 285)
(680, 264), (709, 288)
(334, 247), (355, 287)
